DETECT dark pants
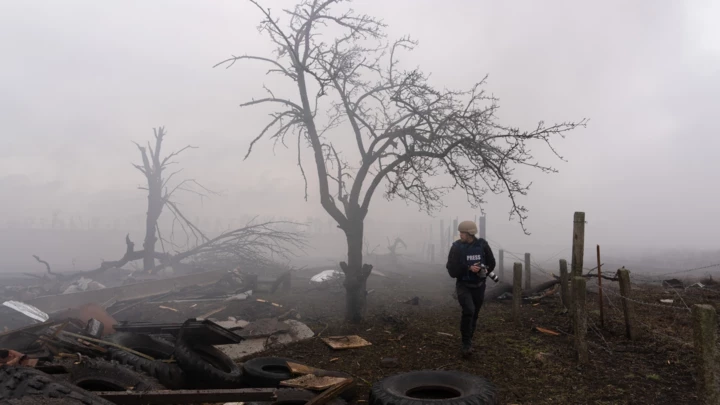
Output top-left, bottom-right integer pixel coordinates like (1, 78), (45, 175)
(456, 282), (486, 347)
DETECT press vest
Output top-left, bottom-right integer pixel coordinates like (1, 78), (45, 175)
(453, 239), (487, 283)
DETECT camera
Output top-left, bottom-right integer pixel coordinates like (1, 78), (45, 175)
(479, 264), (500, 283)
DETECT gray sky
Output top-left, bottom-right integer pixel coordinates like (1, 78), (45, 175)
(1, 0), (719, 255)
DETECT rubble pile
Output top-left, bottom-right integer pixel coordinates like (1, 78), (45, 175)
(0, 268), (359, 404)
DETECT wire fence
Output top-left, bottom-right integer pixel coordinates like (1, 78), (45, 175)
(600, 284), (695, 348)
(498, 248), (720, 350)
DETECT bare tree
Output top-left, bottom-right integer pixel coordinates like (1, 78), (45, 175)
(132, 127), (208, 270)
(217, 0), (587, 322)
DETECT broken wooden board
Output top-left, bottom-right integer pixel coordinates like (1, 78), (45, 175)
(287, 361), (319, 375)
(306, 378), (355, 405)
(321, 335), (371, 350)
(96, 388), (275, 404)
(280, 374), (348, 390)
(217, 320), (314, 361)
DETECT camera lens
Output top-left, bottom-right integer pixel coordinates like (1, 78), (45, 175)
(488, 271), (499, 283)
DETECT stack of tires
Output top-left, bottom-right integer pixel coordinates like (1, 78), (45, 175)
(79, 331), (357, 404)
(3, 330), (499, 405)
(100, 331), (245, 390)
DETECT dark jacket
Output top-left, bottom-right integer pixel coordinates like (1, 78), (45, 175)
(446, 237), (496, 283)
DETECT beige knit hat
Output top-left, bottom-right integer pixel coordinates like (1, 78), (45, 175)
(458, 220), (477, 236)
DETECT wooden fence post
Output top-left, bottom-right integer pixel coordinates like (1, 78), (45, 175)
(596, 244), (604, 328)
(560, 259), (569, 309)
(498, 249), (504, 283)
(524, 253), (531, 289)
(570, 212), (585, 313)
(571, 212), (586, 278)
(692, 304), (720, 404)
(617, 268), (636, 340)
(430, 244), (435, 263)
(572, 277), (588, 364)
(513, 263), (522, 325)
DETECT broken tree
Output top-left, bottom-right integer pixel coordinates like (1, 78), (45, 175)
(31, 128), (305, 284)
(133, 126), (208, 271)
(218, 0), (586, 322)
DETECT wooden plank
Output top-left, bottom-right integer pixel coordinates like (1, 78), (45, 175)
(97, 388), (276, 404)
(321, 335), (371, 350)
(305, 379), (354, 405)
(280, 375), (348, 390)
(287, 361), (318, 375)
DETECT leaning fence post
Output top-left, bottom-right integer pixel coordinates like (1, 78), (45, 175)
(498, 249), (504, 283)
(692, 304), (719, 404)
(524, 253), (531, 290)
(572, 277), (588, 364)
(559, 259), (569, 309)
(617, 268), (636, 340)
(513, 262), (522, 325)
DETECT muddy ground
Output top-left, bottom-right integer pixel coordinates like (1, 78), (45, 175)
(116, 266), (717, 405)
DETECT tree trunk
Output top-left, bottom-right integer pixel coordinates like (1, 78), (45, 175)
(340, 221), (373, 323)
(143, 188), (162, 271)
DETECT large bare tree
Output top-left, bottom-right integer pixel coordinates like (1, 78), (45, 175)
(218, 0), (587, 322)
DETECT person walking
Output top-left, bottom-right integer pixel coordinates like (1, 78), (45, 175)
(446, 220), (496, 357)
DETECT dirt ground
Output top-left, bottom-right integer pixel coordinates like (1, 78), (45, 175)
(117, 266), (716, 405)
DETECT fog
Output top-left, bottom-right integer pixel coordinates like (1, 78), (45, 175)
(1, 0), (719, 274)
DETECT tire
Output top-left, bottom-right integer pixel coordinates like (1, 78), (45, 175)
(247, 388), (346, 405)
(369, 370), (498, 405)
(105, 347), (186, 389)
(174, 337), (244, 388)
(103, 332), (176, 359)
(68, 359), (165, 392)
(0, 365), (114, 405)
(242, 357), (295, 388)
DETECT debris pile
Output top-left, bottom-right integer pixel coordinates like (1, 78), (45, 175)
(0, 301), (358, 404)
(0, 265), (368, 404)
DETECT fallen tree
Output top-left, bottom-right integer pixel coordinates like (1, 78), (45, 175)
(31, 219), (305, 283)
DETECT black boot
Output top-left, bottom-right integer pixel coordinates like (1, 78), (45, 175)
(461, 342), (474, 358)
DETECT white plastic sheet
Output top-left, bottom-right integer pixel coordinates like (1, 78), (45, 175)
(2, 300), (49, 322)
(310, 269), (343, 283)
